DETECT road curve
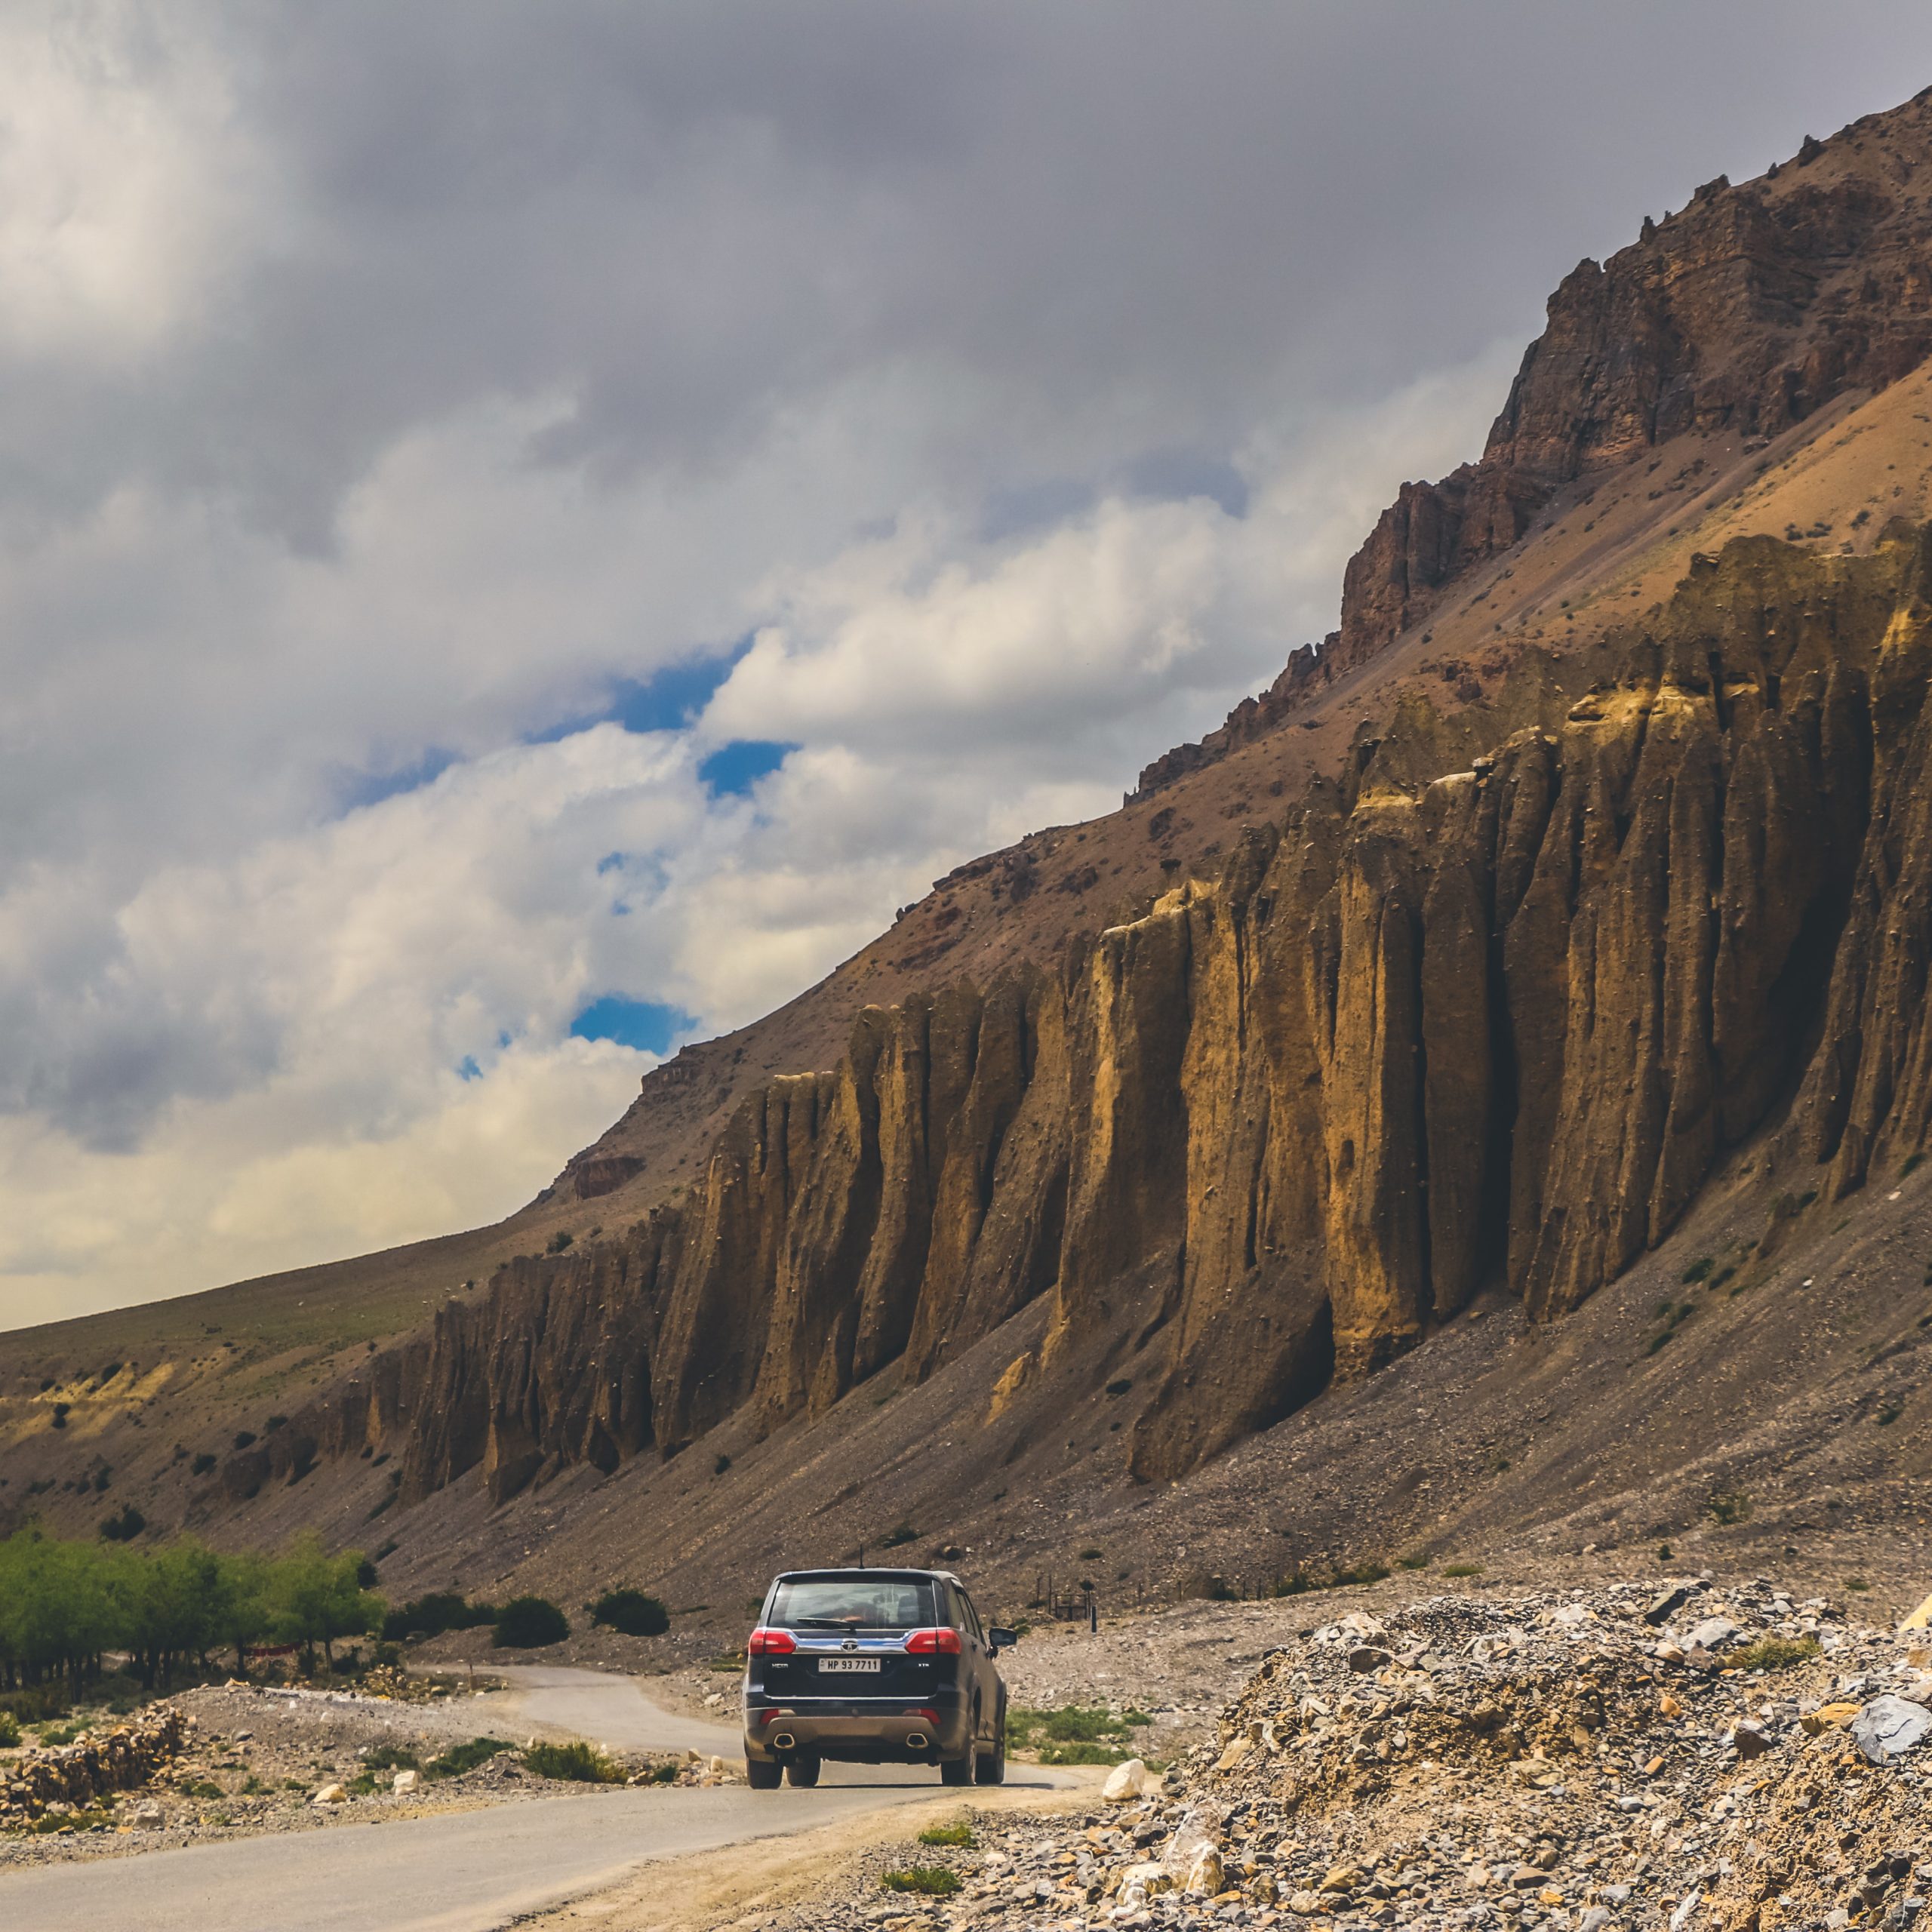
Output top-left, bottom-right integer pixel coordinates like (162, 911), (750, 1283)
(0, 1668), (1070, 1932)
(491, 1662), (741, 1757)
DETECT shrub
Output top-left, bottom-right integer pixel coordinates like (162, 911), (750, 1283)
(99, 1505), (146, 1543)
(1708, 1491), (1752, 1526)
(493, 1596), (570, 1649)
(426, 1737), (513, 1780)
(712, 1453), (731, 1475)
(918, 1820), (975, 1847)
(1681, 1257), (1713, 1284)
(383, 1592), (495, 1641)
(190, 1454), (218, 1477)
(546, 1231), (574, 1254)
(1731, 1635), (1820, 1672)
(265, 1415), (288, 1432)
(878, 1525), (918, 1549)
(881, 1869), (961, 1897)
(524, 1740), (622, 1783)
(0, 1712), (19, 1747)
(361, 1744), (420, 1773)
(590, 1589), (669, 1638)
(232, 1431), (256, 1451)
(1442, 1563), (1484, 1578)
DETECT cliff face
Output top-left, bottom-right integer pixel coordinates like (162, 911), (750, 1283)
(190, 93), (1932, 1523)
(244, 523), (1932, 1511)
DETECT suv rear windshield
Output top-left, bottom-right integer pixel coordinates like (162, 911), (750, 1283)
(769, 1577), (937, 1630)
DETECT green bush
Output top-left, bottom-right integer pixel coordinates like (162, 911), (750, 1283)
(881, 1869), (961, 1897)
(493, 1596), (570, 1649)
(524, 1740), (622, 1783)
(1442, 1563), (1484, 1578)
(1731, 1635), (1819, 1672)
(426, 1737), (513, 1780)
(99, 1506), (146, 1543)
(383, 1592), (496, 1641)
(590, 1589), (669, 1638)
(1708, 1491), (1752, 1526)
(0, 1712), (19, 1747)
(918, 1820), (975, 1847)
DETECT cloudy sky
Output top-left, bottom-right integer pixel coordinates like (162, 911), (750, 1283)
(5, 2), (1930, 1327)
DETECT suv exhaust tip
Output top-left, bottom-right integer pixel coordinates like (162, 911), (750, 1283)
(770, 1731), (796, 1752)
(904, 1730), (929, 1751)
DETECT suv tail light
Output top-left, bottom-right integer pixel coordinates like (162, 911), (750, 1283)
(748, 1627), (796, 1656)
(904, 1626), (961, 1655)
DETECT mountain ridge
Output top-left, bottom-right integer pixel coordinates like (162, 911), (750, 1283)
(9, 90), (1932, 1614)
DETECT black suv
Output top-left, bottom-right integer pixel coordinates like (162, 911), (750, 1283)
(742, 1567), (1016, 1788)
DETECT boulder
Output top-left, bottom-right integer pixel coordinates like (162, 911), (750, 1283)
(1850, 1695), (1932, 1764)
(312, 1783), (348, 1805)
(391, 1769), (420, 1794)
(1101, 1758), (1149, 1802)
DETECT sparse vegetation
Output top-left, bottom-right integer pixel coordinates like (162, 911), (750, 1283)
(878, 1524), (919, 1549)
(1398, 1553), (1431, 1571)
(383, 1592), (495, 1642)
(1732, 1635), (1820, 1671)
(1708, 1491), (1752, 1525)
(524, 1740), (623, 1783)
(1846, 1577), (1872, 1592)
(492, 1596), (570, 1649)
(99, 1505), (146, 1543)
(1442, 1563), (1484, 1579)
(918, 1820), (976, 1847)
(1878, 1399), (1904, 1426)
(590, 1589), (669, 1638)
(546, 1231), (574, 1254)
(426, 1737), (512, 1780)
(190, 1453), (218, 1477)
(1007, 1705), (1150, 1764)
(0, 1712), (19, 1747)
(1681, 1257), (1713, 1284)
(881, 1869), (961, 1897)
(1272, 1561), (1391, 1596)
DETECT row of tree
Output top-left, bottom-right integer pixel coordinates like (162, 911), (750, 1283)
(0, 1527), (382, 1694)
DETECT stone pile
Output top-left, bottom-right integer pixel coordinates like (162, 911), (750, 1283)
(817, 1582), (1932, 1932)
(0, 1709), (190, 1824)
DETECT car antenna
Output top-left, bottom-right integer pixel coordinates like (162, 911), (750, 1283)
(857, 1542), (866, 1568)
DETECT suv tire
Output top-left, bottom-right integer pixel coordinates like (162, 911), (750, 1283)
(975, 1703), (1007, 1785)
(746, 1757), (781, 1789)
(785, 1752), (822, 1787)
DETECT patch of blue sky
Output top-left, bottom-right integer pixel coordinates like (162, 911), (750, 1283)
(698, 740), (795, 797)
(456, 1054), (483, 1081)
(568, 996), (695, 1057)
(525, 638), (753, 746)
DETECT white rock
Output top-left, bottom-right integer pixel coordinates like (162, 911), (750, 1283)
(1101, 1758), (1149, 1802)
(1851, 1695), (1932, 1764)
(132, 1803), (163, 1826)
(391, 1770), (420, 1795)
(312, 1783), (348, 1805)
(1687, 1617), (1741, 1651)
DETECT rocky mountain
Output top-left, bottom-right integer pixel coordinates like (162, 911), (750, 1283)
(9, 88), (1932, 1611)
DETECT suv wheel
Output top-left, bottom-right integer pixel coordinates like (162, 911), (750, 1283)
(940, 1751), (974, 1786)
(746, 1757), (781, 1790)
(975, 1706), (1007, 1786)
(785, 1752), (822, 1787)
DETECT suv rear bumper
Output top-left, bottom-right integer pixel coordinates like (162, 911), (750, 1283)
(744, 1696), (970, 1764)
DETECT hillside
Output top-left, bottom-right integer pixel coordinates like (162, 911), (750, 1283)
(7, 89), (1932, 1622)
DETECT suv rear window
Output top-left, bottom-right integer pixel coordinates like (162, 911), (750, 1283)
(769, 1577), (937, 1630)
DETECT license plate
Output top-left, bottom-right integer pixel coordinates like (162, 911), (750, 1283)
(818, 1657), (880, 1673)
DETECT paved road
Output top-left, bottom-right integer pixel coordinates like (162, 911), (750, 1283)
(491, 1662), (740, 1757)
(0, 1669), (1064, 1932)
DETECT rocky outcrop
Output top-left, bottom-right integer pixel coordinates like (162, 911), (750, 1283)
(1134, 91), (1932, 801)
(1333, 97), (1932, 672)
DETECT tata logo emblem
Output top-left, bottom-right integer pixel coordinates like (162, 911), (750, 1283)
(841, 1637), (858, 1652)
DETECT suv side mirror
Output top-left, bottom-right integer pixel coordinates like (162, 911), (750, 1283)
(987, 1626), (1018, 1653)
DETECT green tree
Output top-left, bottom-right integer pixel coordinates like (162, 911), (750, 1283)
(266, 1534), (382, 1670)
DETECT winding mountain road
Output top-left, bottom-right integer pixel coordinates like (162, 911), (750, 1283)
(0, 1667), (1060, 1932)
